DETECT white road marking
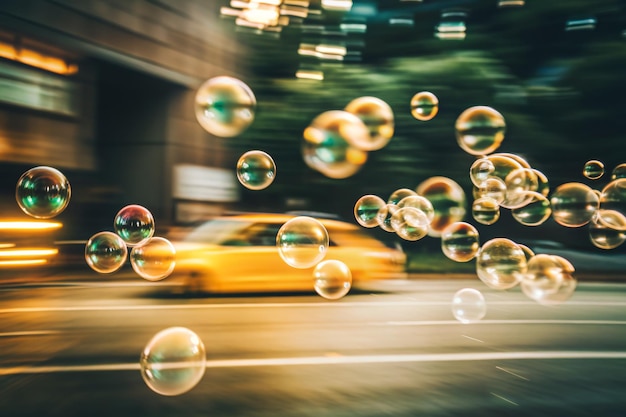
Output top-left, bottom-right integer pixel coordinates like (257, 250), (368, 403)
(0, 351), (625, 376)
(0, 330), (60, 337)
(491, 392), (519, 406)
(370, 319), (626, 326)
(462, 335), (485, 343)
(496, 365), (530, 381)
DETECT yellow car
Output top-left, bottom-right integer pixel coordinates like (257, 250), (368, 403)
(169, 212), (407, 295)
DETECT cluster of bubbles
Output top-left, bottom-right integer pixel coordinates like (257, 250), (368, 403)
(86, 204), (176, 281)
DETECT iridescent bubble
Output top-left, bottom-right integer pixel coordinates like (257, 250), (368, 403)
(194, 76), (256, 137)
(451, 288), (486, 323)
(416, 176), (467, 237)
(598, 179), (626, 231)
(611, 163), (626, 180)
(455, 106), (506, 156)
(16, 166), (71, 219)
(236, 150), (276, 190)
(388, 188), (417, 205)
(276, 216), (329, 268)
(469, 157), (495, 187)
(313, 259), (352, 300)
(390, 207), (430, 241)
(550, 182), (599, 227)
(344, 96), (394, 151)
(302, 110), (369, 179)
(474, 177), (506, 204)
(511, 192), (552, 226)
(354, 194), (386, 228)
(114, 204), (155, 246)
(130, 237), (176, 281)
(376, 203), (400, 232)
(397, 195), (435, 223)
(505, 168), (539, 209)
(410, 91), (439, 121)
(140, 327), (206, 396)
(583, 159), (604, 180)
(521, 254), (577, 306)
(441, 222), (479, 262)
(476, 238), (527, 290)
(85, 231), (128, 274)
(589, 211), (626, 249)
(472, 196), (500, 225)
(485, 153), (524, 183)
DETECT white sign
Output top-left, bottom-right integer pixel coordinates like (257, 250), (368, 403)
(172, 164), (239, 202)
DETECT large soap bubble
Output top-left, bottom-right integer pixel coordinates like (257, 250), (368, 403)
(16, 166), (71, 219)
(313, 259), (352, 300)
(441, 222), (479, 262)
(85, 231), (128, 274)
(550, 182), (599, 227)
(277, 216), (329, 268)
(451, 288), (486, 323)
(476, 238), (527, 290)
(344, 96), (394, 151)
(354, 194), (386, 228)
(130, 237), (176, 281)
(114, 204), (155, 246)
(598, 178), (626, 231)
(521, 254), (577, 305)
(416, 176), (467, 237)
(455, 106), (506, 156)
(302, 110), (369, 179)
(140, 327), (206, 396)
(236, 150), (276, 190)
(194, 76), (256, 137)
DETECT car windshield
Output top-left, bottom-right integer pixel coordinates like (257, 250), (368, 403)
(183, 219), (253, 244)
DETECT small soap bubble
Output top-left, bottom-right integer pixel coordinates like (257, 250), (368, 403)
(140, 327), (206, 396)
(469, 157), (495, 187)
(511, 192), (552, 226)
(474, 177), (506, 204)
(583, 160), (604, 180)
(313, 260), (352, 300)
(521, 254), (577, 306)
(589, 211), (626, 249)
(598, 178), (626, 231)
(410, 91), (439, 121)
(476, 238), (527, 290)
(277, 216), (329, 268)
(416, 176), (467, 237)
(344, 96), (394, 151)
(441, 222), (479, 262)
(455, 106), (506, 156)
(550, 182), (599, 228)
(114, 204), (155, 246)
(194, 76), (256, 137)
(391, 207), (430, 241)
(236, 150), (276, 190)
(302, 110), (369, 179)
(387, 188), (417, 205)
(472, 196), (500, 225)
(85, 231), (128, 274)
(354, 195), (386, 228)
(611, 163), (626, 180)
(397, 195), (435, 223)
(16, 166), (71, 219)
(452, 288), (486, 323)
(130, 237), (176, 281)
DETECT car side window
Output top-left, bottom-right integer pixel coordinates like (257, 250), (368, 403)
(243, 223), (282, 246)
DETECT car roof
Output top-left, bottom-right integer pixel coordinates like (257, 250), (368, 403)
(220, 212), (358, 231)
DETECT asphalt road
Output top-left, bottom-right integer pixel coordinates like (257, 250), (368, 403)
(0, 277), (625, 417)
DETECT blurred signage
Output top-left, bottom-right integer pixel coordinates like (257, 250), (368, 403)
(172, 164), (239, 203)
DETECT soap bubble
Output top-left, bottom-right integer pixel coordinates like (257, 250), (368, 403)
(387, 188), (417, 205)
(521, 254), (577, 305)
(354, 194), (386, 228)
(410, 91), (439, 121)
(344, 96), (394, 151)
(441, 222), (479, 262)
(452, 288), (486, 323)
(313, 260), (352, 300)
(550, 182), (599, 227)
(130, 237), (176, 281)
(469, 157), (495, 187)
(85, 231), (128, 274)
(472, 196), (500, 225)
(455, 106), (506, 156)
(114, 204), (155, 246)
(302, 110), (369, 179)
(476, 238), (527, 290)
(416, 176), (466, 237)
(505, 168), (539, 209)
(511, 192), (552, 226)
(194, 76), (256, 137)
(236, 150), (276, 190)
(16, 166), (71, 219)
(140, 327), (206, 396)
(391, 207), (430, 241)
(583, 160), (604, 180)
(589, 211), (626, 249)
(597, 178), (626, 231)
(397, 195), (435, 223)
(277, 216), (329, 268)
(474, 177), (506, 204)
(611, 163), (626, 180)
(376, 203), (400, 232)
